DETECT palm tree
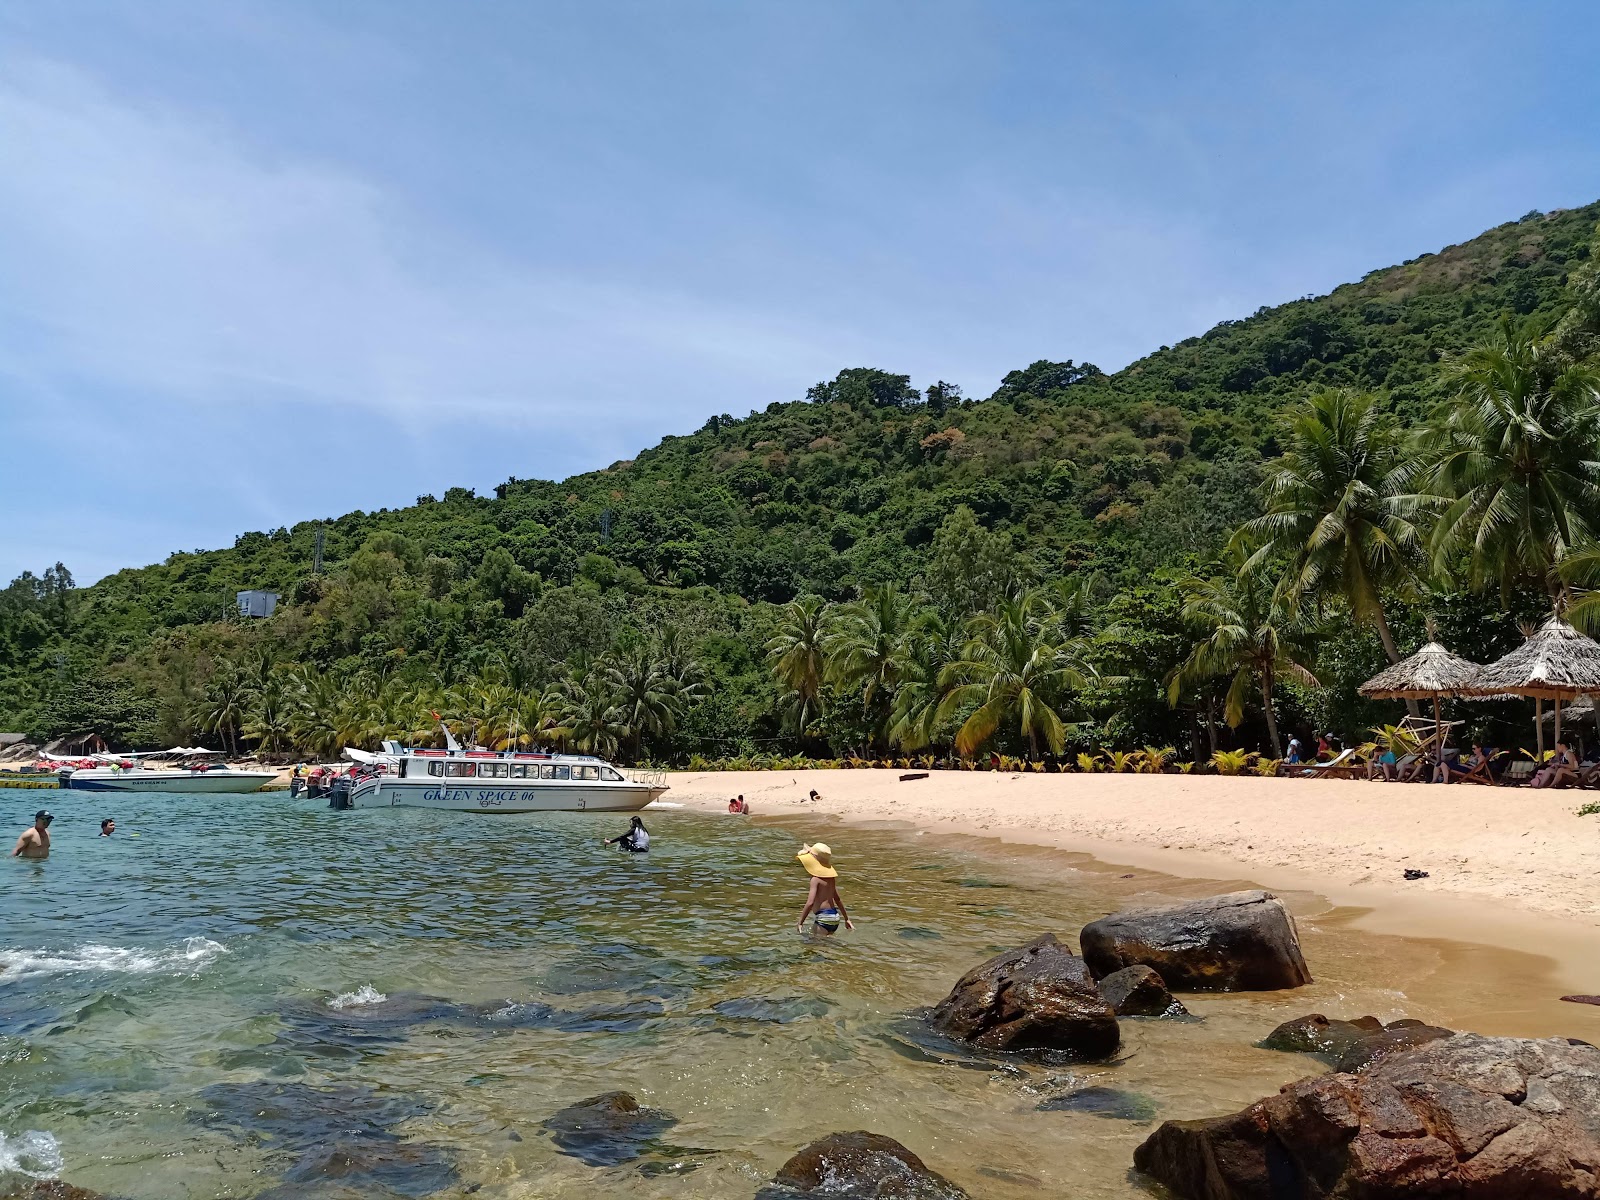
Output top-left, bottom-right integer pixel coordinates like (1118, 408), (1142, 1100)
(557, 662), (625, 757)
(195, 666), (250, 756)
(605, 640), (682, 761)
(1421, 319), (1600, 599)
(1166, 553), (1318, 758)
(937, 590), (1093, 758)
(888, 610), (963, 752)
(1236, 388), (1419, 665)
(765, 595), (832, 736)
(243, 675), (295, 754)
(826, 585), (917, 748)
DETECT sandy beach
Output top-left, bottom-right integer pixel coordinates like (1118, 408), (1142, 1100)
(665, 768), (1600, 988)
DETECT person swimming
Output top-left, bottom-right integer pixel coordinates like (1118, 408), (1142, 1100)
(795, 842), (852, 936)
(100, 818), (116, 837)
(13, 810), (53, 859)
(604, 816), (650, 853)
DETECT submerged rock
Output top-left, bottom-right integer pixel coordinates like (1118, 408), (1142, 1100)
(1133, 1033), (1600, 1198)
(1079, 890), (1312, 991)
(711, 995), (831, 1024)
(927, 934), (1119, 1059)
(1, 1184), (113, 1200)
(195, 1080), (431, 1146)
(1096, 965), (1189, 1018)
(1037, 1085), (1158, 1121)
(280, 1139), (458, 1197)
(541, 1091), (679, 1167)
(1263, 1012), (1454, 1072)
(758, 1131), (969, 1198)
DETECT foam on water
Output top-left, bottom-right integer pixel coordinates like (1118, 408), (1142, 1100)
(0, 937), (226, 982)
(0, 1130), (63, 1178)
(327, 985), (388, 1009)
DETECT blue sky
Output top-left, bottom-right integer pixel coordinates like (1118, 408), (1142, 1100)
(3, 1), (1597, 584)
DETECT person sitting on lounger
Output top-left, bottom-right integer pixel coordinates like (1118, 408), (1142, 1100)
(1436, 742), (1487, 784)
(1367, 748), (1399, 781)
(1531, 743), (1577, 789)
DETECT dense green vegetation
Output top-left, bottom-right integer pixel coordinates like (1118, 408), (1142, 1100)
(4, 202), (1599, 765)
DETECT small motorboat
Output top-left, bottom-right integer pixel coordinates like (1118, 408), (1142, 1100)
(58, 750), (276, 793)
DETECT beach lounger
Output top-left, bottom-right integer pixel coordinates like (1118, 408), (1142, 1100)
(1499, 761), (1535, 787)
(1299, 748), (1356, 777)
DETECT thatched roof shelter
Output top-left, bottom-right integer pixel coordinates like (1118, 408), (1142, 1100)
(1358, 643), (1482, 699)
(1461, 615), (1600, 700)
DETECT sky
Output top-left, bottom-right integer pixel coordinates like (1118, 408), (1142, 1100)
(2, 2), (1598, 585)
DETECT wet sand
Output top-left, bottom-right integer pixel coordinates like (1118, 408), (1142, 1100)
(665, 768), (1600, 1030)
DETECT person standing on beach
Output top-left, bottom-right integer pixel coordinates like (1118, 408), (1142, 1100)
(12, 810), (53, 859)
(795, 843), (852, 936)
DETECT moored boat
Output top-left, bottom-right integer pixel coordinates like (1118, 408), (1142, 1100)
(342, 741), (667, 813)
(61, 762), (277, 793)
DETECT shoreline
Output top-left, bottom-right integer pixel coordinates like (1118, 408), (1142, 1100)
(662, 768), (1600, 1000)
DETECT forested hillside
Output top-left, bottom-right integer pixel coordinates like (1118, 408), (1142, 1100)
(5, 201), (1599, 765)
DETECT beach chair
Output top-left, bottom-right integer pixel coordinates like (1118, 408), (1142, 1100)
(1395, 753), (1430, 783)
(1299, 748), (1356, 778)
(1499, 760), (1535, 787)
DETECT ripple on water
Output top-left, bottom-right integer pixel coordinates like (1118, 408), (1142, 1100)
(0, 1129), (63, 1179)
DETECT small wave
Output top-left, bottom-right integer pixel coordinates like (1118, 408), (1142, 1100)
(0, 1130), (63, 1178)
(327, 985), (388, 1009)
(647, 801), (684, 808)
(0, 937), (226, 982)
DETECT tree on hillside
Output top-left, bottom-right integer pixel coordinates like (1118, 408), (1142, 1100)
(887, 610), (963, 752)
(1167, 553), (1318, 758)
(806, 368), (920, 409)
(1235, 388), (1419, 666)
(826, 584), (916, 708)
(605, 639), (684, 762)
(1422, 320), (1600, 600)
(924, 506), (1016, 621)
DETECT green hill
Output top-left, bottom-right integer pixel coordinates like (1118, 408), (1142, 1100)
(4, 200), (1598, 759)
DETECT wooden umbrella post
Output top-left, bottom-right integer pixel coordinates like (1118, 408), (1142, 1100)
(1536, 696), (1544, 759)
(1555, 696), (1563, 748)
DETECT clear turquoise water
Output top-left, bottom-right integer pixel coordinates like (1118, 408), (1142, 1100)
(0, 788), (1563, 1199)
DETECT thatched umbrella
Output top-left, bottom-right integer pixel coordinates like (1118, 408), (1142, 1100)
(1460, 615), (1600, 754)
(1359, 642), (1482, 764)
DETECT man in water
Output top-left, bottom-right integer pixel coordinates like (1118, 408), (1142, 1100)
(795, 843), (852, 936)
(12, 810), (53, 859)
(604, 816), (650, 853)
(100, 818), (116, 837)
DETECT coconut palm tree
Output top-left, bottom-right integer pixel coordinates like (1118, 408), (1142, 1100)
(1166, 552), (1318, 757)
(765, 595), (832, 736)
(1235, 388), (1419, 665)
(1421, 319), (1600, 600)
(937, 590), (1094, 758)
(243, 675), (295, 754)
(559, 666), (626, 758)
(195, 666), (249, 756)
(605, 639), (682, 761)
(887, 610), (963, 752)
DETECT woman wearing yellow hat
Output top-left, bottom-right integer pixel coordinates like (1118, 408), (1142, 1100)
(795, 843), (852, 935)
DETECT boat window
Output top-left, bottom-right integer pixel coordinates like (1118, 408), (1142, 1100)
(428, 762), (445, 777)
(600, 766), (624, 781)
(510, 764), (531, 778)
(577, 765), (600, 780)
(480, 762), (508, 778)
(539, 764), (555, 779)
(554, 765), (571, 780)
(445, 762), (476, 778)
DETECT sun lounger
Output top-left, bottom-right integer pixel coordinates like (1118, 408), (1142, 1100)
(1299, 748), (1356, 777)
(1500, 760), (1535, 787)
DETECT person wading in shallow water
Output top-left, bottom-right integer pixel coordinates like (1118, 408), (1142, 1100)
(795, 843), (852, 936)
(604, 816), (650, 853)
(13, 810), (53, 859)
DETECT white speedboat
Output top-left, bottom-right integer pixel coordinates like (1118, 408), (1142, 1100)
(341, 741), (667, 813)
(61, 763), (277, 793)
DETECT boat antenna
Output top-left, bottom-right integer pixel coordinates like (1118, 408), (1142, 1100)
(431, 711), (462, 753)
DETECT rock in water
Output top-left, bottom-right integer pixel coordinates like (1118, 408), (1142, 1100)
(1261, 1013), (1454, 1072)
(1079, 890), (1312, 991)
(761, 1131), (969, 1198)
(2, 1185), (113, 1200)
(927, 934), (1120, 1059)
(541, 1091), (678, 1167)
(1133, 1033), (1600, 1198)
(1097, 965), (1189, 1017)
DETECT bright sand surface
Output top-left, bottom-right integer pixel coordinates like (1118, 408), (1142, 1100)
(664, 768), (1600, 1007)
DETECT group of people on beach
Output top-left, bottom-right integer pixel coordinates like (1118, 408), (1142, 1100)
(11, 811), (116, 859)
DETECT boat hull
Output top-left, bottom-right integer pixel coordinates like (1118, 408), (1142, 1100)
(348, 778), (663, 813)
(63, 770), (277, 794)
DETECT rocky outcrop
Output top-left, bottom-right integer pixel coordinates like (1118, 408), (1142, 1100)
(1133, 1033), (1600, 1198)
(927, 934), (1119, 1058)
(2, 1185), (113, 1200)
(1079, 890), (1311, 991)
(759, 1131), (968, 1198)
(1097, 964), (1188, 1017)
(1263, 1013), (1453, 1072)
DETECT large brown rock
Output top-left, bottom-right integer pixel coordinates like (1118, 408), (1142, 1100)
(1133, 1033), (1600, 1198)
(927, 933), (1120, 1059)
(763, 1131), (968, 1198)
(1098, 964), (1189, 1018)
(1079, 890), (1312, 991)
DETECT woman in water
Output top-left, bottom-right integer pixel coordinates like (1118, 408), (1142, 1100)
(795, 843), (852, 936)
(604, 816), (650, 853)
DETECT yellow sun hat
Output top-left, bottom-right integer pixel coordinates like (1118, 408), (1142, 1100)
(797, 843), (838, 879)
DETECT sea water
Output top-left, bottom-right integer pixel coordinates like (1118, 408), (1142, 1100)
(0, 788), (1585, 1198)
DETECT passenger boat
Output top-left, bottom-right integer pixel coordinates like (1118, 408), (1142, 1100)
(60, 760), (277, 793)
(341, 740), (668, 813)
